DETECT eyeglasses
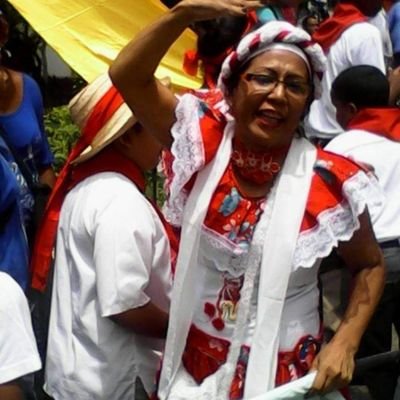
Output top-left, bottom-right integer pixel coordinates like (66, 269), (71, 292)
(243, 73), (311, 98)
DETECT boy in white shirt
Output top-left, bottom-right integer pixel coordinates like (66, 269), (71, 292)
(34, 74), (173, 400)
(327, 65), (400, 400)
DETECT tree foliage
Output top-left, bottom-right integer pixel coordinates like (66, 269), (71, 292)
(44, 106), (80, 172)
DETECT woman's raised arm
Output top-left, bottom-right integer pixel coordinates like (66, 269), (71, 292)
(109, 0), (264, 147)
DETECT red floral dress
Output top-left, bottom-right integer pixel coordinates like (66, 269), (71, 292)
(159, 90), (382, 399)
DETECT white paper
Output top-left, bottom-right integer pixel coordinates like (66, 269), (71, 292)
(249, 372), (345, 400)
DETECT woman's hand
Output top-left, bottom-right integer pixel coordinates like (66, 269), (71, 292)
(309, 339), (356, 394)
(175, 0), (267, 21)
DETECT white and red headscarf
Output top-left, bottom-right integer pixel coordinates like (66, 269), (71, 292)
(217, 20), (326, 99)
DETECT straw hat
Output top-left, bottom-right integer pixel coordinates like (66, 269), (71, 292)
(69, 73), (171, 165)
(69, 73), (137, 164)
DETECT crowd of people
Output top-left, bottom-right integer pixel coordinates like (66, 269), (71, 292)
(1, 0), (400, 400)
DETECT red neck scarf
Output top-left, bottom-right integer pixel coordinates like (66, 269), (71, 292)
(230, 140), (289, 185)
(312, 3), (367, 53)
(30, 146), (144, 291)
(347, 107), (400, 142)
(31, 144), (178, 291)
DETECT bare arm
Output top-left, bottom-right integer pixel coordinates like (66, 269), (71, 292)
(110, 300), (169, 339)
(109, 0), (264, 147)
(0, 381), (24, 400)
(311, 210), (385, 394)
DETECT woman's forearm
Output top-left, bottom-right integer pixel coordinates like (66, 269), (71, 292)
(110, 301), (169, 339)
(310, 259), (385, 394)
(109, 0), (262, 145)
(109, 2), (196, 146)
(110, 3), (192, 90)
(331, 260), (385, 352)
(110, 0), (261, 89)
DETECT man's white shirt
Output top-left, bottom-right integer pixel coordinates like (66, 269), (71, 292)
(306, 22), (385, 139)
(326, 130), (400, 242)
(45, 172), (172, 400)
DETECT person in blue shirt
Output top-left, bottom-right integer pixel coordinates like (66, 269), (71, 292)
(0, 71), (55, 188)
(0, 10), (55, 242)
(389, 0), (400, 66)
(0, 136), (29, 290)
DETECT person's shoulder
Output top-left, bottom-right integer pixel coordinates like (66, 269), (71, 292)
(315, 147), (366, 179)
(326, 129), (370, 150)
(391, 3), (400, 16)
(0, 272), (25, 312)
(21, 73), (43, 107)
(78, 172), (145, 203)
(309, 147), (369, 201)
(344, 20), (381, 39)
(70, 173), (158, 228)
(182, 89), (226, 161)
(302, 147), (378, 230)
(22, 73), (41, 92)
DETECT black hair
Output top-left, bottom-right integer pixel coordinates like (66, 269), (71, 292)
(339, 0), (383, 17)
(131, 122), (143, 134)
(331, 65), (390, 108)
(159, 0), (247, 60)
(0, 12), (8, 46)
(160, 0), (180, 8)
(195, 16), (248, 59)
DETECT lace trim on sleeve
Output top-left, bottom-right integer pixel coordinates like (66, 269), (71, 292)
(163, 94), (206, 227)
(293, 171), (384, 270)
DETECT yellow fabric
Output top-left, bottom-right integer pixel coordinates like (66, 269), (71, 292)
(8, 0), (201, 88)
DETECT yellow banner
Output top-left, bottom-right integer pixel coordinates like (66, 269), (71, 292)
(8, 0), (201, 88)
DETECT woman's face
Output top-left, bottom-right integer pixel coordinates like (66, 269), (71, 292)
(228, 50), (311, 150)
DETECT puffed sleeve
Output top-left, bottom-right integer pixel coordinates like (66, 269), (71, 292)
(293, 149), (384, 270)
(162, 89), (226, 227)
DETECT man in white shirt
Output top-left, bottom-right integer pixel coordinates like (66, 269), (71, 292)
(40, 74), (173, 400)
(306, 0), (386, 143)
(0, 272), (41, 400)
(370, 8), (394, 67)
(326, 65), (400, 400)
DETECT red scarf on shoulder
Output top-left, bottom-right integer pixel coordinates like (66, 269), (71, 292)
(347, 108), (400, 142)
(31, 145), (177, 291)
(312, 3), (367, 53)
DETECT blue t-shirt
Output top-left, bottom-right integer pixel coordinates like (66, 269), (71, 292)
(0, 139), (29, 290)
(256, 6), (284, 24)
(389, 3), (400, 54)
(0, 73), (54, 183)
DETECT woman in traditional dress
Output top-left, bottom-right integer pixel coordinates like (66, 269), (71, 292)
(109, 1), (385, 398)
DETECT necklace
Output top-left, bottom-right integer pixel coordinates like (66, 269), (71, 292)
(230, 139), (289, 185)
